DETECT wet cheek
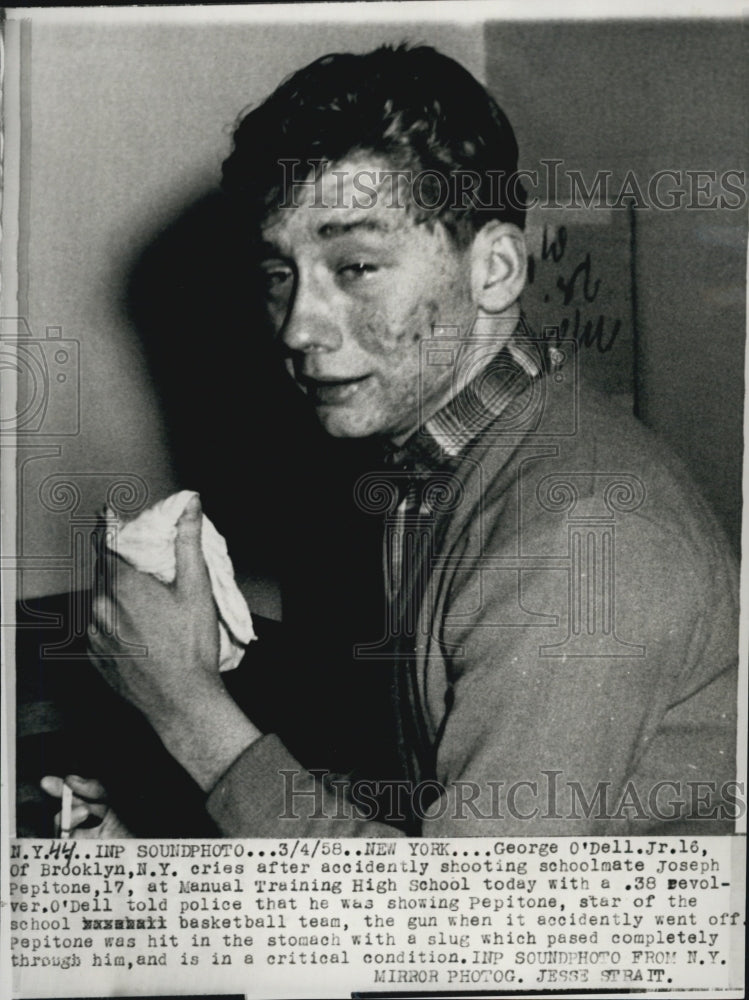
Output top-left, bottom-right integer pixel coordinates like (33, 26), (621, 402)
(349, 304), (405, 355)
(348, 299), (440, 356)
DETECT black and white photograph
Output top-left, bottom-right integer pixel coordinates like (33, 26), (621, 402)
(1, 3), (746, 997)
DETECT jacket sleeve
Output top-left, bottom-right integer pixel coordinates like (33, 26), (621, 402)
(206, 733), (405, 837)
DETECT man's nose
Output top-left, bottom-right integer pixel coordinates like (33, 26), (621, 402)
(280, 273), (343, 354)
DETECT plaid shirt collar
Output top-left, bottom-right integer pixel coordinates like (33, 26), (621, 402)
(383, 328), (543, 475)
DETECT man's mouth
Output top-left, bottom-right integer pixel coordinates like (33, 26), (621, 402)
(298, 373), (372, 405)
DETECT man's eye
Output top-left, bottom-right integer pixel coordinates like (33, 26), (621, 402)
(261, 267), (293, 290)
(337, 262), (379, 280)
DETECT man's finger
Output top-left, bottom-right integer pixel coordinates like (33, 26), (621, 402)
(55, 804), (93, 835)
(95, 509), (147, 602)
(93, 509), (121, 598)
(89, 593), (121, 642)
(40, 775), (65, 798)
(41, 774), (109, 803)
(64, 775), (108, 801)
(175, 494), (209, 595)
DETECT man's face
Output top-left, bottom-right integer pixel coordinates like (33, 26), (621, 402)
(258, 157), (477, 440)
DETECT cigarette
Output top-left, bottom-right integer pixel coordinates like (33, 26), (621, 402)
(60, 782), (73, 839)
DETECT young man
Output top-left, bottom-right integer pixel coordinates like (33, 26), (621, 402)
(53, 45), (738, 837)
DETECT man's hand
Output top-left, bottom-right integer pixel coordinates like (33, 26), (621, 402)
(88, 495), (261, 792)
(40, 775), (132, 838)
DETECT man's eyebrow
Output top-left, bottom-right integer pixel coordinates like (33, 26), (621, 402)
(257, 216), (398, 256)
(317, 217), (394, 238)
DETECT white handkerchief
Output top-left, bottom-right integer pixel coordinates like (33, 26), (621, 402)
(104, 490), (255, 671)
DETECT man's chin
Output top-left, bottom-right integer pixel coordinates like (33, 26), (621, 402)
(314, 407), (378, 438)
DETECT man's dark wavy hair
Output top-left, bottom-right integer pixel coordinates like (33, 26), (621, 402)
(221, 44), (525, 244)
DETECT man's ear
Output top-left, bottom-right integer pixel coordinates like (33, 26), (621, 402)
(470, 222), (527, 313)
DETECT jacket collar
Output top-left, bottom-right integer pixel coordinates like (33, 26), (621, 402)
(384, 323), (544, 474)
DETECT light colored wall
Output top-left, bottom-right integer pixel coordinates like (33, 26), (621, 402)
(14, 17), (486, 600)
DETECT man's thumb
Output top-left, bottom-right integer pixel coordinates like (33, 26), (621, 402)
(175, 494), (206, 589)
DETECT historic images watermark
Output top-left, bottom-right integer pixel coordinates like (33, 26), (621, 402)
(0, 318), (80, 438)
(278, 770), (746, 826)
(274, 159), (747, 213)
